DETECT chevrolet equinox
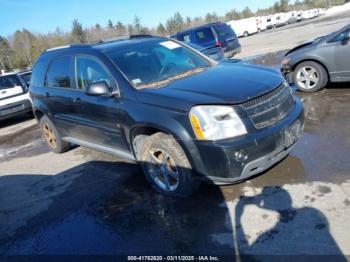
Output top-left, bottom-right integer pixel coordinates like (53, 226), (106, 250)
(30, 36), (304, 197)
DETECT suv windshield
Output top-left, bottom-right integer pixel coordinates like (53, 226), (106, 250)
(106, 38), (211, 88)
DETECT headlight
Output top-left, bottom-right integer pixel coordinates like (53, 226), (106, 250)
(189, 105), (247, 140)
(281, 57), (290, 66)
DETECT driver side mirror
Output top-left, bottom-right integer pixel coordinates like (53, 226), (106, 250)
(85, 81), (110, 96)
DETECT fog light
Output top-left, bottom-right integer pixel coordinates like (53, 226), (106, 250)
(234, 149), (248, 162)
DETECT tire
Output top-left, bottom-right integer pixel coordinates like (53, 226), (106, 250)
(293, 61), (328, 93)
(243, 31), (249, 37)
(139, 132), (199, 197)
(40, 115), (70, 154)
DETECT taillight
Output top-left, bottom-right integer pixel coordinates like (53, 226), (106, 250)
(215, 41), (222, 47)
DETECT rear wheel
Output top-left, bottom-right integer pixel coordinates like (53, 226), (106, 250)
(243, 31), (249, 37)
(293, 61), (328, 92)
(40, 115), (70, 153)
(139, 133), (199, 197)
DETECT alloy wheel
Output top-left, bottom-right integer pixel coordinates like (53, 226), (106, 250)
(42, 122), (57, 149)
(146, 148), (180, 192)
(296, 66), (319, 90)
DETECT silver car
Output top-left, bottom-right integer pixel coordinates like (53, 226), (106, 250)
(281, 24), (350, 92)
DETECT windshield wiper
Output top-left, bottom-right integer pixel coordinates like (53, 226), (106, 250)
(137, 67), (205, 89)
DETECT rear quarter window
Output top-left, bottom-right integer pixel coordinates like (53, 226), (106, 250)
(215, 24), (235, 39)
(195, 28), (215, 43)
(30, 61), (47, 87)
(20, 72), (32, 86)
(177, 33), (192, 43)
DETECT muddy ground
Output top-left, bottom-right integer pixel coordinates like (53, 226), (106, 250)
(1, 86), (350, 260)
(1, 14), (350, 261)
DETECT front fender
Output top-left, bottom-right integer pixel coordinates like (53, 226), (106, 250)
(124, 100), (205, 174)
(290, 53), (331, 73)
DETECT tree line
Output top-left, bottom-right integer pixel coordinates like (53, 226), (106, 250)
(0, 0), (346, 71)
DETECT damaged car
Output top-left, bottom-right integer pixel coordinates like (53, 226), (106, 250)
(282, 24), (350, 92)
(30, 36), (304, 197)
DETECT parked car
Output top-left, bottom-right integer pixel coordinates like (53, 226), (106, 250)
(170, 22), (241, 58)
(186, 42), (226, 61)
(227, 17), (258, 37)
(0, 70), (32, 121)
(281, 24), (350, 92)
(30, 36), (304, 197)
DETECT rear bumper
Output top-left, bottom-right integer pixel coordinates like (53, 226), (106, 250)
(192, 99), (304, 184)
(225, 45), (241, 58)
(0, 97), (32, 121)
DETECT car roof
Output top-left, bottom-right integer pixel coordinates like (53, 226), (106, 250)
(174, 22), (224, 35)
(93, 35), (166, 52)
(40, 35), (167, 57)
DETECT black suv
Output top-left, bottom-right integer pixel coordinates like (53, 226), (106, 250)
(30, 36), (304, 197)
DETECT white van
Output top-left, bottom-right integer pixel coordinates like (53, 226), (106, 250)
(274, 13), (289, 27)
(265, 15), (277, 29)
(256, 16), (267, 32)
(0, 71), (32, 121)
(227, 17), (258, 37)
(300, 10), (313, 20)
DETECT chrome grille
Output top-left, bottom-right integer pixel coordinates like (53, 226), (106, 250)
(241, 83), (295, 129)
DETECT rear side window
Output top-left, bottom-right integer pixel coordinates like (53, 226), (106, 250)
(74, 56), (111, 90)
(0, 75), (21, 90)
(20, 72), (32, 86)
(46, 56), (71, 88)
(31, 61), (47, 87)
(177, 33), (192, 43)
(215, 24), (235, 39)
(195, 28), (215, 43)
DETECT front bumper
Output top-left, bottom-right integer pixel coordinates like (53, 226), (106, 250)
(281, 64), (293, 83)
(0, 98), (32, 121)
(192, 99), (304, 184)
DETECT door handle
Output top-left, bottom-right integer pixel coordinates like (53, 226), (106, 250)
(45, 92), (50, 98)
(1, 90), (6, 94)
(73, 97), (81, 103)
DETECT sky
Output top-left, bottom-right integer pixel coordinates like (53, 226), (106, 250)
(0, 0), (278, 36)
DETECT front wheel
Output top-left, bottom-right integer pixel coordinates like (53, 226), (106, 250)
(40, 115), (70, 154)
(293, 61), (328, 92)
(139, 133), (199, 197)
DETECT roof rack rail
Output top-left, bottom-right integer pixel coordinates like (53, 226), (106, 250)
(96, 34), (156, 45)
(97, 36), (129, 44)
(45, 44), (90, 52)
(45, 45), (71, 52)
(129, 34), (155, 38)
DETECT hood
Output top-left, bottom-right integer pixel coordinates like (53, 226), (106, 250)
(285, 39), (319, 56)
(136, 63), (284, 111)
